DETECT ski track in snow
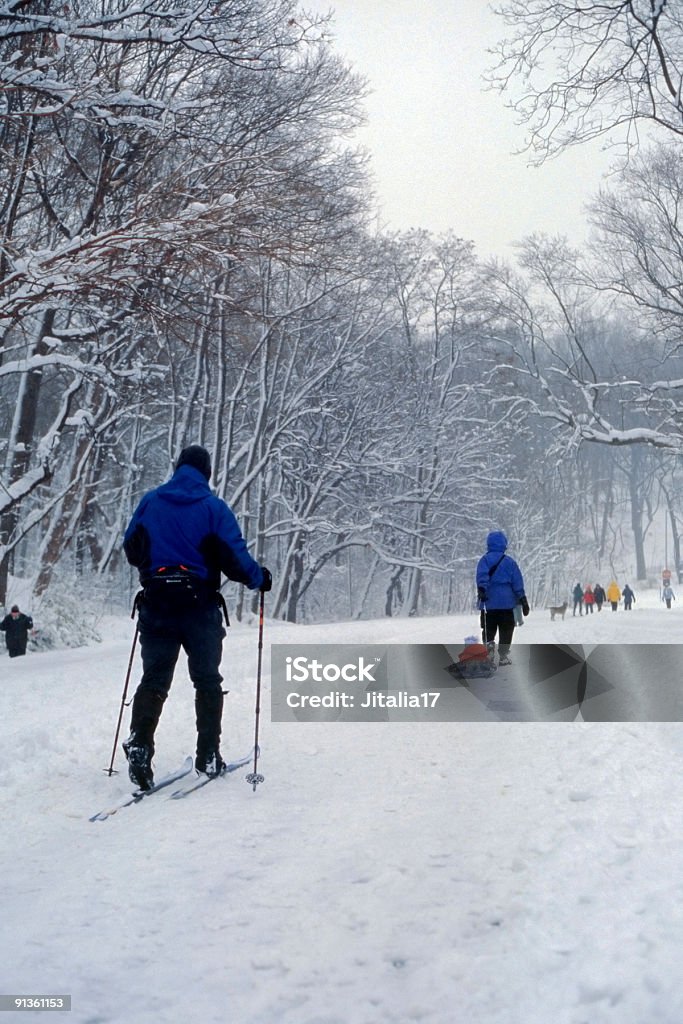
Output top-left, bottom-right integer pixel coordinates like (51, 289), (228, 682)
(2, 592), (683, 1024)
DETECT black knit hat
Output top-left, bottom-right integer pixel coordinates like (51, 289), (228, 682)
(176, 444), (211, 481)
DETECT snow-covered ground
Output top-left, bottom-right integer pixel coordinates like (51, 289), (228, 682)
(2, 590), (683, 1024)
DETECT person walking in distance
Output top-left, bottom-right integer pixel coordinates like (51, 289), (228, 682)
(122, 444), (272, 790)
(593, 584), (606, 611)
(662, 583), (676, 609)
(622, 584), (635, 611)
(572, 583), (584, 616)
(607, 580), (621, 611)
(583, 585), (595, 614)
(0, 605), (33, 657)
(476, 530), (529, 666)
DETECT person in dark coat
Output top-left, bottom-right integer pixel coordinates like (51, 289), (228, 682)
(476, 530), (529, 665)
(622, 584), (635, 611)
(0, 605), (33, 657)
(593, 584), (606, 611)
(572, 583), (584, 616)
(122, 444), (272, 790)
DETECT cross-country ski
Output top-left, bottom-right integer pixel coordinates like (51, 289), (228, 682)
(89, 757), (194, 821)
(169, 748), (257, 799)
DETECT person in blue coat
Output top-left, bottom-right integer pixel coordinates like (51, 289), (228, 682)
(476, 530), (528, 665)
(122, 444), (271, 790)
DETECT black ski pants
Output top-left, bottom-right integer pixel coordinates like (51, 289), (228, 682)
(129, 595), (227, 755)
(136, 596), (226, 699)
(480, 608), (515, 646)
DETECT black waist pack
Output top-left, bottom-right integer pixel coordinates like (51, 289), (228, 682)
(140, 566), (229, 625)
(143, 566), (210, 606)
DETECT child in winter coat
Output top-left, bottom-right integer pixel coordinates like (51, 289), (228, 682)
(583, 586), (595, 613)
(662, 584), (676, 609)
(448, 636), (497, 679)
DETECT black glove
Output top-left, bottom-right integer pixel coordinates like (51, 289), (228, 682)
(259, 566), (272, 593)
(520, 596), (530, 616)
(477, 586), (487, 603)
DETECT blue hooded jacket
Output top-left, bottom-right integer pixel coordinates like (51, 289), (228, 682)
(476, 531), (525, 610)
(124, 464), (263, 591)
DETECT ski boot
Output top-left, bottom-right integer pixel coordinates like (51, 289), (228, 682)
(195, 689), (225, 777)
(194, 750), (227, 778)
(498, 644), (512, 666)
(123, 688), (165, 790)
(123, 735), (154, 791)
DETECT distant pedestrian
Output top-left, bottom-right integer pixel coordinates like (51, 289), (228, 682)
(476, 530), (529, 666)
(583, 585), (595, 614)
(622, 584), (635, 611)
(0, 605), (34, 657)
(662, 584), (676, 609)
(572, 583), (584, 616)
(594, 584), (606, 611)
(607, 580), (621, 611)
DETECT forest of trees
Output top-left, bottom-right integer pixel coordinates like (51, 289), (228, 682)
(2, 0), (683, 633)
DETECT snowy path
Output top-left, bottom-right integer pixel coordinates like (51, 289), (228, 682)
(2, 597), (683, 1023)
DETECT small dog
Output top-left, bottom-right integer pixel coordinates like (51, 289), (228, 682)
(549, 601), (568, 621)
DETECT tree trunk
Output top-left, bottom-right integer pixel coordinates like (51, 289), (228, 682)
(628, 448), (648, 581)
(0, 310), (56, 604)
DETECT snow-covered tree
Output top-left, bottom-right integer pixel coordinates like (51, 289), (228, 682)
(0, 0), (367, 604)
(489, 0), (683, 160)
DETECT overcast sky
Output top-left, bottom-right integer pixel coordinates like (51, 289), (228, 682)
(307, 0), (614, 260)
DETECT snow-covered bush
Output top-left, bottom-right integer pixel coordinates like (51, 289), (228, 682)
(30, 578), (104, 650)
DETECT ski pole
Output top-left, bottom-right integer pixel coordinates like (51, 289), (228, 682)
(104, 594), (141, 776)
(246, 588), (265, 792)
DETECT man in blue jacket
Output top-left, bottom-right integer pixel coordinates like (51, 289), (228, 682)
(476, 530), (528, 665)
(123, 444), (271, 790)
